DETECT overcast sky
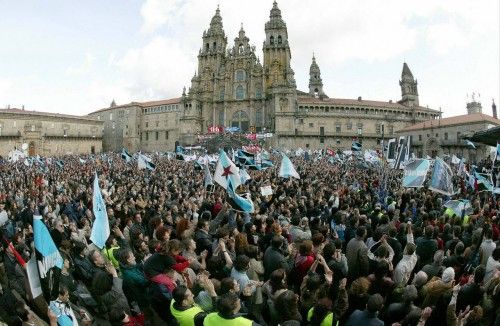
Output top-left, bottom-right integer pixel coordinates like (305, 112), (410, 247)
(0, 0), (498, 117)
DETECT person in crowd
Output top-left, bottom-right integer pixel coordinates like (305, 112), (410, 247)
(0, 151), (499, 326)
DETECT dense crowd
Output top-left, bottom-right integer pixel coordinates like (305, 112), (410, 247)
(0, 152), (499, 326)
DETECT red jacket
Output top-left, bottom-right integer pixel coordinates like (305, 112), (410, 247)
(172, 254), (190, 273)
(124, 313), (144, 326)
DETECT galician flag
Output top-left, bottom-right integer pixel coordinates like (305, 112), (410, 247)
(90, 173), (110, 249)
(214, 149), (241, 190)
(226, 176), (254, 213)
(34, 214), (63, 300)
(279, 153), (300, 179)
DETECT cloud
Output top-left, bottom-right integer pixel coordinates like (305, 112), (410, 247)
(66, 52), (96, 76)
(140, 0), (185, 34)
(0, 78), (12, 104)
(426, 22), (467, 55)
(116, 36), (195, 99)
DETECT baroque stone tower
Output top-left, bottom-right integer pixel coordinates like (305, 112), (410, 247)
(262, 1), (297, 131)
(399, 62), (419, 107)
(308, 54), (327, 98)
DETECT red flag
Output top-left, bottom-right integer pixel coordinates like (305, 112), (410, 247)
(3, 238), (26, 267)
(326, 148), (334, 156)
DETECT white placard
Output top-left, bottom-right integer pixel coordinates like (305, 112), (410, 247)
(260, 185), (273, 196)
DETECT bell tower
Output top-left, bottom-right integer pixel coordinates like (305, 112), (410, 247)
(262, 1), (294, 92)
(399, 62), (419, 107)
(308, 54), (327, 98)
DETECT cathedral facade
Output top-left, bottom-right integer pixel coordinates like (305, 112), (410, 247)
(89, 1), (441, 152)
(178, 1), (440, 149)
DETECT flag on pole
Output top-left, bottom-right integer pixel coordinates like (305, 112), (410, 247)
(402, 159), (431, 188)
(451, 155), (461, 165)
(33, 214), (63, 300)
(465, 140), (476, 149)
(121, 148), (132, 163)
(279, 153), (300, 179)
(475, 172), (493, 192)
(214, 149), (241, 190)
(239, 167), (251, 184)
(3, 238), (26, 267)
(429, 158), (455, 196)
(226, 176), (254, 213)
(492, 143), (500, 194)
(444, 200), (473, 218)
(90, 173), (110, 249)
(351, 141), (362, 152)
(386, 138), (397, 160)
(204, 163), (214, 188)
(137, 153), (155, 170)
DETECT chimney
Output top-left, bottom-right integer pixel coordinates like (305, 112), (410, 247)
(22, 105), (25, 111)
(357, 96), (362, 101)
(493, 99), (497, 119)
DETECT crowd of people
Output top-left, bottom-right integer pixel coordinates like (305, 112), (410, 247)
(0, 151), (499, 326)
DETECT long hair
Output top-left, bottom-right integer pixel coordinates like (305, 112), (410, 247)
(275, 290), (301, 323)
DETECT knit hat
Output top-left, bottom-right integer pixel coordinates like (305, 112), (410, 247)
(442, 267), (455, 283)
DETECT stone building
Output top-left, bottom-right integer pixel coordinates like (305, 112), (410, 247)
(88, 98), (181, 152)
(91, 1), (441, 152)
(0, 108), (102, 157)
(178, 2), (440, 150)
(396, 99), (500, 162)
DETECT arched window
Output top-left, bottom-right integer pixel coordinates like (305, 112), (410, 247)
(206, 43), (209, 51)
(236, 85), (245, 100)
(270, 35), (274, 45)
(213, 42), (216, 50)
(235, 70), (246, 81)
(255, 87), (262, 99)
(239, 44), (244, 54)
(231, 110), (249, 132)
(219, 88), (225, 101)
(277, 35), (282, 44)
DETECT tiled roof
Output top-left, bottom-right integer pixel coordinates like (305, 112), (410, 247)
(297, 96), (438, 112)
(88, 97), (182, 115)
(0, 108), (101, 122)
(396, 113), (500, 132)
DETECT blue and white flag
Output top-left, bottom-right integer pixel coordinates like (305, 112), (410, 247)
(55, 160), (64, 169)
(175, 145), (185, 155)
(239, 167), (251, 184)
(204, 163), (214, 188)
(475, 172), (493, 192)
(121, 148), (132, 163)
(214, 149), (241, 190)
(90, 173), (110, 249)
(351, 141), (362, 152)
(429, 158), (455, 196)
(138, 154), (155, 171)
(79, 158), (86, 164)
(33, 214), (63, 300)
(226, 176), (254, 213)
(492, 143), (500, 194)
(402, 159), (431, 188)
(49, 300), (76, 326)
(279, 153), (300, 179)
(465, 140), (476, 149)
(444, 200), (473, 218)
